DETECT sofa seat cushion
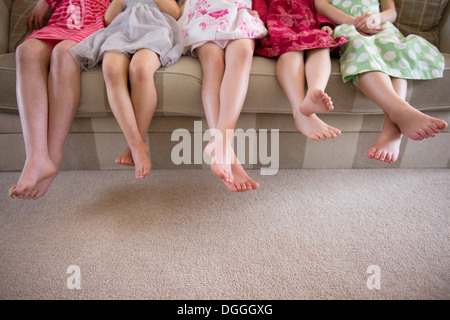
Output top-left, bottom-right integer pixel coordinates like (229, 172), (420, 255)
(1, 54), (450, 116)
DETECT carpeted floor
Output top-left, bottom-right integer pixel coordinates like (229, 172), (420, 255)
(0, 168), (449, 300)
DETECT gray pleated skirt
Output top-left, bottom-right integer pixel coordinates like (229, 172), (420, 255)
(71, 0), (183, 69)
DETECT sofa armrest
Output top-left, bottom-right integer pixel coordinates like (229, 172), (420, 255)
(0, 0), (13, 54)
(440, 2), (450, 53)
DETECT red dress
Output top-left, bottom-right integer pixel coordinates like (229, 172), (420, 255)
(26, 0), (110, 43)
(252, 0), (347, 57)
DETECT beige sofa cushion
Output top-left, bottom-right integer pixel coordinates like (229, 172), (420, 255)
(394, 0), (449, 47)
(0, 0), (13, 54)
(1, 52), (450, 116)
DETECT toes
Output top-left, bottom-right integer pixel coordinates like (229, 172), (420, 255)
(321, 131), (330, 140)
(32, 190), (41, 200)
(379, 150), (387, 162)
(418, 129), (429, 139)
(422, 126), (435, 138)
(233, 181), (254, 192)
(309, 134), (321, 140)
(429, 122), (441, 133)
(409, 131), (424, 140)
(8, 185), (18, 198)
(374, 149), (382, 160)
(438, 120), (448, 130)
(384, 153), (393, 163)
(426, 124), (440, 136)
(367, 148), (376, 159)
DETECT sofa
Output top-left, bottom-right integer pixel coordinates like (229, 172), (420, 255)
(1, 0), (449, 173)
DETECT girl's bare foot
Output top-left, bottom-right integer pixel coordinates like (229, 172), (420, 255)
(9, 156), (58, 199)
(390, 106), (447, 140)
(210, 161), (234, 185)
(129, 142), (151, 179)
(367, 121), (403, 163)
(225, 154), (259, 192)
(26, 173), (59, 200)
(204, 136), (234, 184)
(116, 147), (134, 167)
(293, 111), (341, 140)
(299, 88), (334, 116)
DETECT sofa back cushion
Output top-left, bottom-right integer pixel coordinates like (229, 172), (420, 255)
(394, 0), (449, 47)
(0, 0), (13, 54)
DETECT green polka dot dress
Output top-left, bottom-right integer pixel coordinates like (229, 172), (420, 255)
(332, 0), (445, 85)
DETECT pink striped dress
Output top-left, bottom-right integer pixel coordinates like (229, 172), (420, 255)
(26, 0), (110, 43)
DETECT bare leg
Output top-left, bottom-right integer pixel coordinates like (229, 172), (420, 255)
(301, 48), (334, 115)
(276, 50), (341, 140)
(102, 51), (151, 179)
(115, 49), (161, 170)
(25, 40), (84, 200)
(358, 71), (447, 140)
(196, 43), (232, 184)
(367, 77), (405, 163)
(196, 40), (259, 191)
(9, 39), (58, 199)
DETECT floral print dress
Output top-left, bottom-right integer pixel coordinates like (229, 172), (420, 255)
(178, 0), (268, 55)
(252, 0), (347, 57)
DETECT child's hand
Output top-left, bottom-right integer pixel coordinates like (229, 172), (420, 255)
(26, 0), (50, 32)
(248, 9), (260, 18)
(321, 25), (333, 36)
(354, 13), (385, 35)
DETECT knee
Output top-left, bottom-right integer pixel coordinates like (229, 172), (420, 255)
(51, 43), (77, 70)
(129, 60), (157, 84)
(233, 41), (255, 64)
(227, 41), (255, 70)
(16, 40), (45, 65)
(102, 58), (126, 84)
(202, 54), (225, 75)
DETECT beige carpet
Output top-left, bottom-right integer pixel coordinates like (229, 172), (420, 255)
(0, 168), (449, 300)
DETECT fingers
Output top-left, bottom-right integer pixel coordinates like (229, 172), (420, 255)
(248, 9), (259, 18)
(363, 26), (386, 34)
(354, 13), (384, 35)
(354, 13), (386, 36)
(321, 26), (333, 35)
(26, 12), (45, 32)
(38, 14), (44, 29)
(26, 13), (34, 32)
(358, 30), (369, 37)
(26, 0), (50, 32)
(354, 13), (370, 30)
